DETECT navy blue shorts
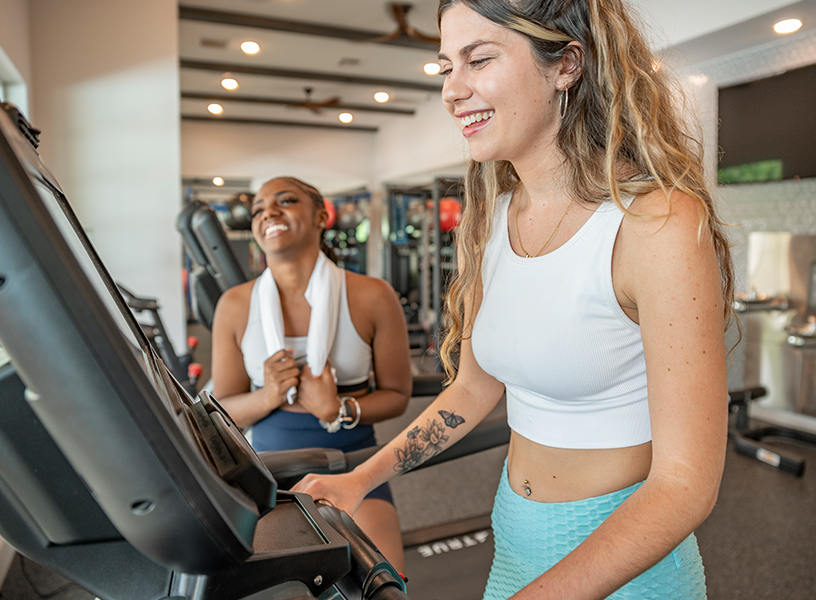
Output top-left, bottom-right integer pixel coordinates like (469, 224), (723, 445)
(250, 409), (394, 504)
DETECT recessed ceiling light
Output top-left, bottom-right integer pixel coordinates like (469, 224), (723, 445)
(213, 177), (225, 187)
(339, 112), (354, 124)
(374, 92), (390, 103)
(221, 77), (239, 91)
(774, 18), (802, 34)
(208, 103), (224, 115)
(424, 63), (441, 76)
(241, 41), (260, 55)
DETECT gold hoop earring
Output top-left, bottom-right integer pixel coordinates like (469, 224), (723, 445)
(559, 88), (569, 119)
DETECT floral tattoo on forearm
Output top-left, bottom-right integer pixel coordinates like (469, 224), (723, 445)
(393, 410), (465, 474)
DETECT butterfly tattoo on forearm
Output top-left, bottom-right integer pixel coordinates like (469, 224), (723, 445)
(393, 410), (466, 474)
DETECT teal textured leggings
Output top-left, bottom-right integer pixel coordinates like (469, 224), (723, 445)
(482, 461), (707, 600)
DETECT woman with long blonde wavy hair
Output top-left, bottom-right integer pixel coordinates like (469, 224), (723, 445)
(295, 1), (733, 597)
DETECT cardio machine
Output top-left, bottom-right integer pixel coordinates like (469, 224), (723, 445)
(0, 103), (409, 600)
(176, 197), (248, 330)
(117, 282), (202, 396)
(0, 98), (513, 600)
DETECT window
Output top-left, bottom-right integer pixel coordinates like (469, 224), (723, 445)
(0, 46), (28, 113)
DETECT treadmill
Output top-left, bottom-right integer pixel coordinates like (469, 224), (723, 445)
(176, 198), (248, 330)
(0, 103), (409, 600)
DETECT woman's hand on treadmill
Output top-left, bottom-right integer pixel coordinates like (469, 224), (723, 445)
(261, 349), (300, 411)
(297, 361), (341, 422)
(292, 470), (368, 518)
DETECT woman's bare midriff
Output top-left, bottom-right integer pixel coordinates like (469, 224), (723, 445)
(507, 432), (652, 503)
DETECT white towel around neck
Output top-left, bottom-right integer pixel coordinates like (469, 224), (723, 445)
(256, 252), (343, 403)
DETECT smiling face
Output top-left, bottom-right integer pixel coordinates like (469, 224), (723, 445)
(250, 178), (327, 257)
(438, 3), (563, 166)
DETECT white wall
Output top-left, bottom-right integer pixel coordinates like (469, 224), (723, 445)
(181, 120), (377, 195)
(375, 96), (466, 185)
(29, 0), (185, 351)
(0, 0), (31, 111)
(0, 0), (31, 81)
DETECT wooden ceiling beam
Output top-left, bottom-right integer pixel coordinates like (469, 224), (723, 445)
(179, 5), (439, 51)
(181, 59), (442, 92)
(182, 114), (378, 132)
(181, 92), (416, 115)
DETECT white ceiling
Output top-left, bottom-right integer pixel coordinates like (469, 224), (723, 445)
(178, 0), (816, 132)
(632, 0), (804, 49)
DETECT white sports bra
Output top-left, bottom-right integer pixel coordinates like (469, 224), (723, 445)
(471, 192), (651, 449)
(241, 273), (373, 390)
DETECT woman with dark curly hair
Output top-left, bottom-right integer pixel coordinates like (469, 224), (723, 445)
(211, 176), (411, 571)
(295, 2), (733, 597)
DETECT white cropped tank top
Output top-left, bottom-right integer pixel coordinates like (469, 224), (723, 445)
(471, 192), (651, 449)
(241, 273), (373, 390)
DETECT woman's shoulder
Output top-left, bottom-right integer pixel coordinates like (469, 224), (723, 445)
(622, 188), (707, 240)
(616, 188), (715, 288)
(218, 278), (257, 307)
(346, 271), (397, 297)
(213, 278), (256, 331)
(345, 271), (400, 312)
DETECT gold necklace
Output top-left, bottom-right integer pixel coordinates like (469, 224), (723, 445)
(515, 195), (573, 258)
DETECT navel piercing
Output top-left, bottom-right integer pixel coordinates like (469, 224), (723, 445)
(523, 480), (532, 496)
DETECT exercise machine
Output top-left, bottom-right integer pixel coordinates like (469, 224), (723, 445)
(118, 283), (202, 396)
(325, 191), (370, 274)
(383, 179), (461, 362)
(177, 198), (248, 329)
(729, 386), (816, 476)
(0, 98), (510, 600)
(0, 102), (411, 600)
(731, 244), (816, 475)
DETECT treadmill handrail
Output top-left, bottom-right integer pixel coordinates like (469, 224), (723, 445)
(259, 414), (510, 489)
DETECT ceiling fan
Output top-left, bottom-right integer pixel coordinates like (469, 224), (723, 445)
(292, 88), (341, 114)
(370, 3), (440, 45)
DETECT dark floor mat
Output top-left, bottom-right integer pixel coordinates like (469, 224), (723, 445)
(402, 529), (493, 600)
(1, 555), (94, 600)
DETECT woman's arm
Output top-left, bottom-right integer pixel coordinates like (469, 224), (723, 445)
(211, 284), (299, 429)
(514, 191), (729, 599)
(292, 331), (506, 515)
(350, 276), (412, 422)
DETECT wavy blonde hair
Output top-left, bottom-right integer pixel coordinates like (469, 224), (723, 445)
(437, 0), (735, 378)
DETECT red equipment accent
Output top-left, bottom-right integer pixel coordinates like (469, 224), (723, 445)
(188, 363), (203, 381)
(439, 197), (461, 232)
(324, 198), (337, 229)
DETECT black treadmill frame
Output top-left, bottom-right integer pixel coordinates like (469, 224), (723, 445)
(0, 103), (354, 599)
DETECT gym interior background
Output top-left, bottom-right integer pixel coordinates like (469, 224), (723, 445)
(2, 0), (816, 598)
